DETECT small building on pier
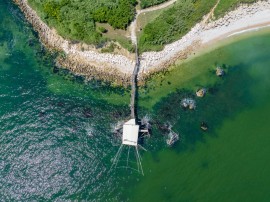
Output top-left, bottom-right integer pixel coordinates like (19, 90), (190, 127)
(122, 119), (139, 146)
(111, 119), (145, 175)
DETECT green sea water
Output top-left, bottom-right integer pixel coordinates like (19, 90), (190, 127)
(1, 0), (270, 201)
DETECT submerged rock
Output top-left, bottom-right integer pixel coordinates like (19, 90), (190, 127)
(200, 122), (208, 131)
(166, 131), (179, 146)
(140, 115), (152, 131)
(196, 88), (206, 97)
(181, 98), (196, 110)
(27, 38), (35, 47)
(216, 67), (225, 77)
(83, 108), (93, 118)
(53, 66), (59, 73)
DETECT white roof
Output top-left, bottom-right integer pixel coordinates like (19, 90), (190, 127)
(122, 119), (139, 146)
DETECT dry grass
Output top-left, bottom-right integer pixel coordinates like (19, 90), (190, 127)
(96, 23), (134, 51)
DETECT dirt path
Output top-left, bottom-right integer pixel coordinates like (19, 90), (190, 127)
(202, 0), (220, 25)
(139, 0), (177, 14)
(130, 0), (177, 45)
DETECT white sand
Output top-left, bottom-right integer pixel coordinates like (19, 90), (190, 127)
(140, 1), (270, 74)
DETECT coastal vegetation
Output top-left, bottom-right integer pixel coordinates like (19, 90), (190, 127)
(28, 0), (137, 45)
(140, 0), (168, 9)
(138, 0), (259, 52)
(214, 0), (258, 17)
(138, 0), (217, 52)
(27, 0), (260, 52)
(136, 4), (173, 35)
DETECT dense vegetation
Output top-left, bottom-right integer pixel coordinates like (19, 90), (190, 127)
(140, 0), (168, 9)
(28, 0), (136, 45)
(27, 0), (259, 52)
(214, 0), (258, 17)
(138, 0), (217, 52)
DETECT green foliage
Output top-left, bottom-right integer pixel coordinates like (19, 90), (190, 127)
(116, 38), (135, 53)
(98, 27), (107, 33)
(140, 0), (168, 9)
(27, 0), (257, 52)
(43, 1), (61, 20)
(101, 43), (116, 53)
(214, 0), (258, 17)
(28, 0), (137, 45)
(138, 0), (218, 52)
(93, 0), (136, 29)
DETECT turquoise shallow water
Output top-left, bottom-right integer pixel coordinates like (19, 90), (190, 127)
(1, 0), (270, 201)
(0, 1), (133, 200)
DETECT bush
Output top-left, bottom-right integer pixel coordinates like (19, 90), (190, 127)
(28, 0), (137, 45)
(98, 27), (108, 33)
(138, 0), (217, 52)
(140, 0), (168, 9)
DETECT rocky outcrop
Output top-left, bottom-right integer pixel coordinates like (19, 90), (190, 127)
(56, 54), (131, 86)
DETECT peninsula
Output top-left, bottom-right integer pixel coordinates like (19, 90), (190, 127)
(14, 0), (270, 86)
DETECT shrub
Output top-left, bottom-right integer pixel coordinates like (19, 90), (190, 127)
(28, 0), (137, 45)
(98, 27), (108, 33)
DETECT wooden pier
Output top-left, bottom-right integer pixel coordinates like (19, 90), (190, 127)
(130, 45), (140, 119)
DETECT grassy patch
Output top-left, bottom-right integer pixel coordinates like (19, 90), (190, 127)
(97, 23), (135, 52)
(137, 4), (173, 36)
(115, 37), (135, 52)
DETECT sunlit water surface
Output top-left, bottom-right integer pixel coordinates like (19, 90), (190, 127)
(1, 1), (270, 201)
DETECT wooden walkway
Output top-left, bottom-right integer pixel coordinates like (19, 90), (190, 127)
(130, 45), (140, 119)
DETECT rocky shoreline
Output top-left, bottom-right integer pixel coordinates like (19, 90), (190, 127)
(14, 0), (270, 86)
(14, 0), (135, 86)
(56, 54), (131, 87)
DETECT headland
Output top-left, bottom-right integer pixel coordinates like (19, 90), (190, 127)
(14, 0), (270, 86)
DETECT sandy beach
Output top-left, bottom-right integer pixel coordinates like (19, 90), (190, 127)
(139, 1), (270, 75)
(14, 0), (270, 84)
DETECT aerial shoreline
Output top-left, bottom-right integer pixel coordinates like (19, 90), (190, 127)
(139, 1), (270, 75)
(14, 0), (270, 86)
